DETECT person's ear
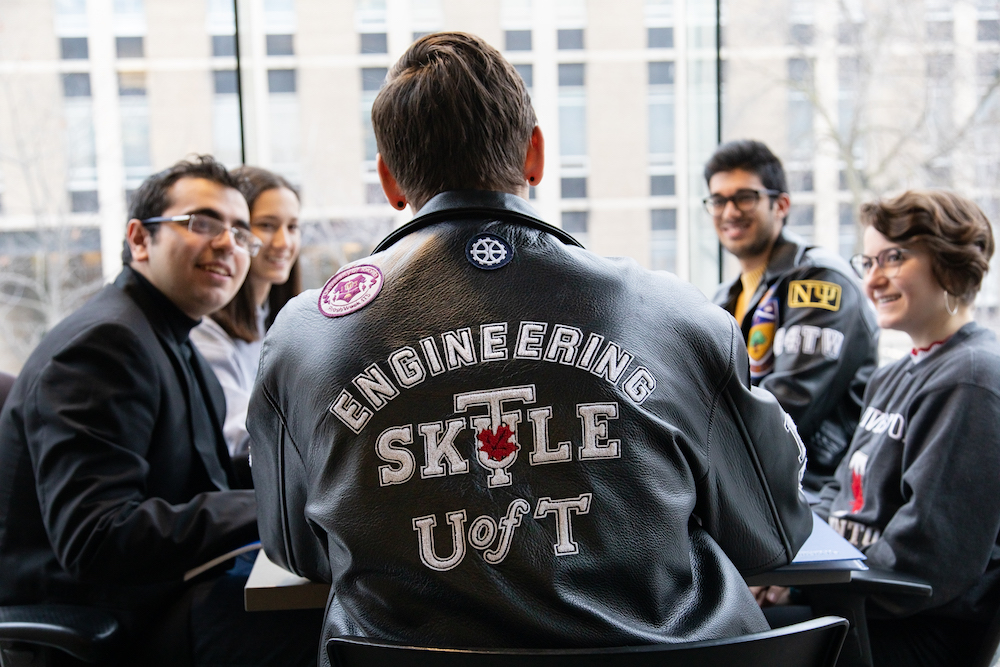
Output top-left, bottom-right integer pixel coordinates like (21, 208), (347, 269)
(377, 154), (408, 210)
(523, 126), (545, 187)
(773, 192), (791, 222)
(125, 219), (151, 263)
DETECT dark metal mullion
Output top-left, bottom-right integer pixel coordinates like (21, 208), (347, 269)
(716, 0), (724, 284)
(233, 0), (247, 165)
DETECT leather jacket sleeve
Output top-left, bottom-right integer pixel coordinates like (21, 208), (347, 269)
(760, 266), (875, 468)
(249, 357), (331, 582)
(696, 317), (813, 574)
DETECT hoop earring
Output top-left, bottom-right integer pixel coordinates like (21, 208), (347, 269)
(944, 290), (959, 316)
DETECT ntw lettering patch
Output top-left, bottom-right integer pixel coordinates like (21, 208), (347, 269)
(788, 280), (841, 311)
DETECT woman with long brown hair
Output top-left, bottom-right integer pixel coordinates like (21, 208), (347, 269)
(191, 166), (302, 467)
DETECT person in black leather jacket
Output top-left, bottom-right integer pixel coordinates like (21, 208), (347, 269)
(706, 141), (879, 491)
(249, 32), (813, 664)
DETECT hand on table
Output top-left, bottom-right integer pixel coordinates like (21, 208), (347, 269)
(749, 585), (791, 607)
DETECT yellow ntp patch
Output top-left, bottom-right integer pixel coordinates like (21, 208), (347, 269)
(788, 280), (842, 311)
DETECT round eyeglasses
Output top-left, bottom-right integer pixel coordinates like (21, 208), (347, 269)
(849, 247), (911, 280)
(141, 214), (262, 257)
(703, 189), (782, 216)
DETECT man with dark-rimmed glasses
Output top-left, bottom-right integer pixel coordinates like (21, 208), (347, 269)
(705, 139), (879, 492)
(0, 155), (321, 666)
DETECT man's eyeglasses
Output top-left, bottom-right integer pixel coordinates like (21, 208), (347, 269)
(141, 214), (261, 257)
(703, 189), (782, 216)
(849, 247), (911, 279)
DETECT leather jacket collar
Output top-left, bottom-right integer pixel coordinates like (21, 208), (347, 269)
(762, 230), (811, 284)
(372, 190), (583, 253)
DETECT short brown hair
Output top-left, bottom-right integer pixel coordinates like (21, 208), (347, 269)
(371, 32), (537, 210)
(859, 190), (994, 304)
(211, 166), (302, 343)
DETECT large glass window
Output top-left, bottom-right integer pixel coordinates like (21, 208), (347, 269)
(722, 0), (1000, 354)
(0, 0), (720, 372)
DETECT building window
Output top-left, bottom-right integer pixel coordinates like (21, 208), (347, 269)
(267, 69), (296, 94)
(558, 29), (584, 50)
(366, 183), (386, 204)
(116, 36), (144, 58)
(786, 204), (814, 243)
(514, 63), (533, 89)
(212, 64), (241, 166)
(648, 62), (674, 166)
(838, 21), (862, 44)
(60, 37), (89, 60)
(505, 30), (532, 51)
(361, 67), (388, 162)
(55, 0), (87, 15)
(839, 203), (856, 259)
(788, 96), (813, 156)
(118, 72), (146, 96)
(926, 21), (953, 41)
(979, 19), (1000, 41)
(788, 58), (814, 161)
(270, 95), (301, 176)
(562, 211), (588, 246)
(559, 63), (585, 87)
(62, 73), (92, 98)
(647, 27), (673, 48)
(266, 34), (295, 56)
(789, 24), (814, 45)
(559, 64), (586, 160)
(120, 73), (151, 180)
(787, 170), (814, 192)
(649, 61), (674, 85)
(115, 0), (145, 13)
(70, 191), (99, 213)
(361, 67), (387, 91)
(360, 32), (388, 53)
(64, 98), (96, 186)
(561, 178), (587, 199)
(650, 174), (675, 196)
(212, 34), (236, 57)
(650, 208), (677, 272)
(213, 70), (239, 95)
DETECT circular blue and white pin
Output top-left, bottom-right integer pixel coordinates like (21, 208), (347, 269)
(466, 233), (513, 270)
(318, 264), (383, 317)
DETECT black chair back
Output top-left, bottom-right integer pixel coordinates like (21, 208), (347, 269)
(0, 603), (119, 666)
(328, 616), (849, 667)
(971, 600), (1000, 667)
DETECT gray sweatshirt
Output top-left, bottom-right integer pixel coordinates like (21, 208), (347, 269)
(817, 322), (1000, 622)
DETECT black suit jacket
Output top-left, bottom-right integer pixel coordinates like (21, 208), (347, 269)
(0, 268), (258, 635)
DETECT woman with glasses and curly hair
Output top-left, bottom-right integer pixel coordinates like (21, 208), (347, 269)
(763, 190), (1000, 667)
(191, 166), (302, 482)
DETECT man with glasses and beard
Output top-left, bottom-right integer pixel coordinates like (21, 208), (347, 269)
(706, 140), (878, 493)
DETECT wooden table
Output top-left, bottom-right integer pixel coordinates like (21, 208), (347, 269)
(244, 550), (331, 612)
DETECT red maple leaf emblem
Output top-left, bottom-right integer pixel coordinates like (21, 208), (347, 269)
(477, 424), (517, 461)
(850, 470), (864, 513)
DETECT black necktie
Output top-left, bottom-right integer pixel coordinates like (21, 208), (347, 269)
(181, 340), (231, 490)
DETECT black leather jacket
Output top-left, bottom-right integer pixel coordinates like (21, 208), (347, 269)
(714, 231), (879, 491)
(250, 191), (812, 660)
